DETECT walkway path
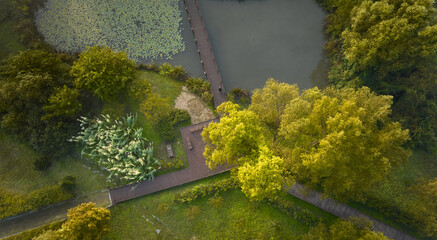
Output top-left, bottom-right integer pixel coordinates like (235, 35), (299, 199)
(0, 189), (110, 239)
(288, 184), (417, 240)
(109, 120), (228, 204)
(184, 0), (227, 108)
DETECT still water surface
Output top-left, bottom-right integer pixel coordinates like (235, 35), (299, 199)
(151, 0), (328, 91)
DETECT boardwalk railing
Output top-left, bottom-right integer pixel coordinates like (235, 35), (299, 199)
(184, 0), (226, 107)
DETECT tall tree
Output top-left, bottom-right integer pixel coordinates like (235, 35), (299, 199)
(341, 0), (436, 79)
(70, 46), (135, 102)
(279, 86), (410, 199)
(250, 78), (300, 140)
(202, 102), (264, 169)
(60, 202), (110, 240)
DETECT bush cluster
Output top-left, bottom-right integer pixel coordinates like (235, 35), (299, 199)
(160, 158), (184, 171)
(174, 178), (237, 203)
(227, 88), (251, 107)
(3, 220), (65, 240)
(186, 77), (214, 106)
(267, 198), (324, 226)
(158, 63), (187, 81)
(0, 180), (75, 220)
(156, 109), (191, 141)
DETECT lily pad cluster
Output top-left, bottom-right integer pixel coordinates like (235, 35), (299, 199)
(35, 0), (185, 61)
(71, 114), (160, 184)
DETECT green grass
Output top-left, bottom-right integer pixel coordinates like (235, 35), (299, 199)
(0, 20), (25, 61)
(106, 173), (338, 240)
(3, 220), (65, 240)
(126, 70), (187, 166)
(0, 130), (110, 196)
(347, 150), (437, 239)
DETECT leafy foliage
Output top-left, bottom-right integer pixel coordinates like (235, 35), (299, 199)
(186, 77), (213, 106)
(279, 86), (411, 199)
(158, 63), (187, 81)
(35, 0), (185, 61)
(174, 178), (238, 203)
(60, 202), (110, 240)
(301, 218), (390, 240)
(70, 46), (136, 102)
(70, 114), (160, 184)
(42, 85), (82, 120)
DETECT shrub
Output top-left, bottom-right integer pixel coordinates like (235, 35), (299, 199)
(209, 195), (223, 209)
(227, 88), (251, 106)
(160, 158), (184, 171)
(127, 78), (151, 102)
(59, 176), (76, 193)
(34, 155), (52, 170)
(185, 206), (200, 220)
(159, 63), (187, 81)
(158, 203), (169, 214)
(267, 198), (324, 226)
(170, 109), (191, 124)
(3, 220), (64, 240)
(175, 178), (238, 203)
(186, 77), (213, 105)
(156, 115), (176, 141)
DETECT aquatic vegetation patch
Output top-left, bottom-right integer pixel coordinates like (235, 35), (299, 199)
(35, 0), (185, 61)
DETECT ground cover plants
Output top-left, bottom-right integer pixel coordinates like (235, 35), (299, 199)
(105, 173), (338, 240)
(35, 0), (185, 61)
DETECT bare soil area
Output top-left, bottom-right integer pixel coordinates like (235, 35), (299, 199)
(174, 86), (215, 124)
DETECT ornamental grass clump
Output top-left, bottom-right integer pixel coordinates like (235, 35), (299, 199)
(35, 0), (185, 61)
(70, 114), (160, 184)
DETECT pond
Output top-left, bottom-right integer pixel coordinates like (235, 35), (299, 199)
(195, 0), (328, 91)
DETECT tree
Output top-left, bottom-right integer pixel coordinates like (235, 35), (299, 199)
(6, 49), (67, 79)
(279, 86), (411, 199)
(202, 102), (264, 169)
(70, 46), (135, 102)
(42, 85), (82, 120)
(237, 146), (284, 201)
(249, 78), (300, 140)
(70, 114), (160, 183)
(60, 202), (110, 240)
(140, 93), (172, 123)
(341, 0), (436, 78)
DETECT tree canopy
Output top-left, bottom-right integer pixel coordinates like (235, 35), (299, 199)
(202, 82), (410, 200)
(70, 46), (136, 102)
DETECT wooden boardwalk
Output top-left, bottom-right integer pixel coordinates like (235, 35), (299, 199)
(184, 0), (227, 108)
(108, 120), (228, 205)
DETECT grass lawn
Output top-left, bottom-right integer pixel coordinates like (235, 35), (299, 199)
(126, 70), (189, 167)
(106, 172), (338, 240)
(348, 150), (437, 239)
(0, 19), (25, 61)
(0, 130), (110, 196)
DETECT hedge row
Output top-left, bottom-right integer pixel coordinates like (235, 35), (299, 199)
(267, 198), (325, 227)
(0, 177), (75, 220)
(174, 178), (238, 203)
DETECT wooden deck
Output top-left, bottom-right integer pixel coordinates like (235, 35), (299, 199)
(184, 0), (227, 108)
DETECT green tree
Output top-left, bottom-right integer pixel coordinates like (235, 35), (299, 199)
(6, 49), (67, 79)
(42, 85), (82, 120)
(70, 46), (135, 102)
(140, 93), (172, 123)
(341, 0), (436, 78)
(237, 146), (284, 201)
(202, 102), (265, 169)
(60, 202), (110, 240)
(279, 86), (410, 199)
(250, 78), (300, 140)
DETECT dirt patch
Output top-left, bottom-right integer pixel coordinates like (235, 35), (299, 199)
(174, 87), (215, 124)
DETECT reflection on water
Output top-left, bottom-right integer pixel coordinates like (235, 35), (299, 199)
(197, 0), (328, 91)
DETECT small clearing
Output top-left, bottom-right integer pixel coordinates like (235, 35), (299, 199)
(175, 86), (215, 124)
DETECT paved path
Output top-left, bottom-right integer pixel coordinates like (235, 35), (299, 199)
(109, 120), (228, 205)
(288, 184), (417, 240)
(184, 0), (227, 108)
(0, 189), (110, 239)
